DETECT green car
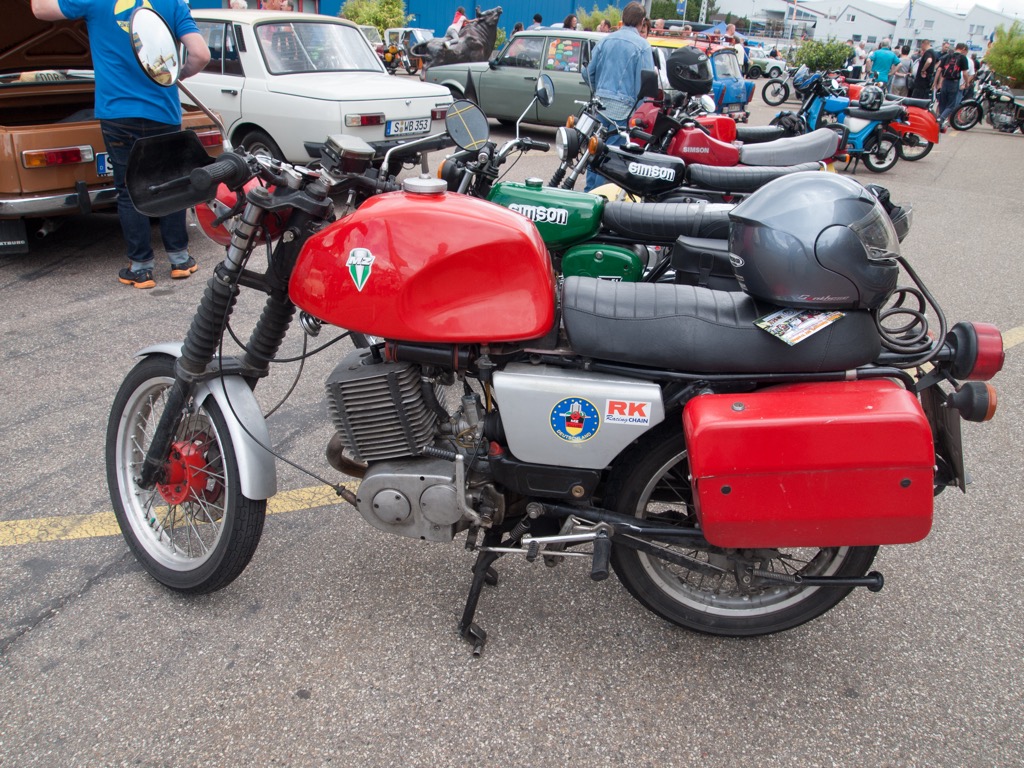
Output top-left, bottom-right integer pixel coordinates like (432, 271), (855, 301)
(745, 47), (787, 80)
(423, 30), (605, 126)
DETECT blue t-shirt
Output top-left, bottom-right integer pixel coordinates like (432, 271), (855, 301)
(870, 47), (901, 84)
(57, 0), (199, 124)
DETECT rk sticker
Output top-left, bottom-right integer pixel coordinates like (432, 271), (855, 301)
(347, 248), (375, 291)
(605, 400), (651, 425)
(550, 398), (600, 442)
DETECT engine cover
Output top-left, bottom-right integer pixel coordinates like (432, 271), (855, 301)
(355, 457), (462, 542)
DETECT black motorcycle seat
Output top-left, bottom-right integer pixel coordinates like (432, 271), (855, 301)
(847, 104), (905, 121)
(601, 200), (732, 242)
(888, 96), (932, 109)
(734, 125), (788, 144)
(686, 161), (822, 193)
(670, 236), (739, 291)
(561, 277), (881, 374)
(737, 128), (841, 166)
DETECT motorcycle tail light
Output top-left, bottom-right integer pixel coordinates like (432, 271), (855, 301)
(22, 145), (94, 168)
(945, 322), (1004, 381)
(345, 113), (385, 127)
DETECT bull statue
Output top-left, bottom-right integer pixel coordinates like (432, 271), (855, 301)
(410, 6), (502, 70)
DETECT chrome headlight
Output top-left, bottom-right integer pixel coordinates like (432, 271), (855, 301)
(555, 126), (580, 162)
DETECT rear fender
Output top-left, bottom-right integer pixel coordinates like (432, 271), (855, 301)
(136, 343), (277, 500)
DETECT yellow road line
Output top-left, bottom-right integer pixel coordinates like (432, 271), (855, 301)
(0, 484), (346, 548)
(2, 326), (1021, 548)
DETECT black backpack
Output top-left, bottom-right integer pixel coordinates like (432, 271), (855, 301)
(940, 53), (964, 82)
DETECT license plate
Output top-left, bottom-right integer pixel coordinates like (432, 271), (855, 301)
(96, 152), (113, 177)
(723, 104), (743, 113)
(385, 117), (429, 137)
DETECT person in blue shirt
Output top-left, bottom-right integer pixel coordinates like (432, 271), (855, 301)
(583, 1), (654, 191)
(31, 0), (210, 289)
(868, 39), (901, 92)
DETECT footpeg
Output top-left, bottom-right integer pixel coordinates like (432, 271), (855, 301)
(590, 530), (611, 581)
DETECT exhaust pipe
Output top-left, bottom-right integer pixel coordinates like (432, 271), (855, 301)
(35, 219), (63, 239)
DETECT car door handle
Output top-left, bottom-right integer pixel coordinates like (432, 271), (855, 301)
(221, 89), (239, 96)
(524, 76), (537, 81)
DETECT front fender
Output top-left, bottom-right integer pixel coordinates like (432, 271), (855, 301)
(136, 343), (277, 500)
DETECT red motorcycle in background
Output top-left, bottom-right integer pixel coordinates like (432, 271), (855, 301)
(106, 9), (1004, 654)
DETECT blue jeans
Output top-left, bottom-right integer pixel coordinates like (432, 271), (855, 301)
(584, 116), (626, 193)
(937, 80), (961, 123)
(100, 118), (190, 271)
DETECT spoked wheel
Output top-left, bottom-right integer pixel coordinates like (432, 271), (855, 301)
(863, 130), (900, 172)
(761, 79), (790, 106)
(951, 103), (981, 131)
(897, 132), (934, 161)
(605, 426), (878, 636)
(106, 355), (266, 594)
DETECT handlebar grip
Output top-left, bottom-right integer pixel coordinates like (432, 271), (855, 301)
(630, 128), (654, 142)
(189, 152), (253, 194)
(522, 138), (550, 152)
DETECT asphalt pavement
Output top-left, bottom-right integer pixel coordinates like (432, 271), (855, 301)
(0, 95), (1022, 767)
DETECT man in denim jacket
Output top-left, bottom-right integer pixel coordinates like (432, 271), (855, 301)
(583, 1), (653, 191)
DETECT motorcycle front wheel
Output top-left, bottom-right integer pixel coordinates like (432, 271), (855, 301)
(951, 102), (981, 131)
(761, 79), (790, 107)
(863, 131), (899, 172)
(106, 355), (266, 594)
(605, 427), (878, 636)
(897, 132), (934, 161)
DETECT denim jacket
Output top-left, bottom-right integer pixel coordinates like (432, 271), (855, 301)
(585, 26), (655, 123)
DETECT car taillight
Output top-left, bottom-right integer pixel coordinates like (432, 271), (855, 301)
(22, 145), (94, 168)
(345, 113), (385, 127)
(195, 130), (222, 148)
(431, 107), (448, 120)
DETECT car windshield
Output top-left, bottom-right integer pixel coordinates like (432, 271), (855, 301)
(712, 50), (742, 79)
(256, 22), (382, 75)
(359, 26), (383, 46)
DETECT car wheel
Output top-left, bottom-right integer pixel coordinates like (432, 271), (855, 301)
(239, 129), (284, 162)
(747, 65), (762, 79)
(768, 67), (784, 78)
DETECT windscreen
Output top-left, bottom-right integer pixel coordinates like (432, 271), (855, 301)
(256, 22), (383, 75)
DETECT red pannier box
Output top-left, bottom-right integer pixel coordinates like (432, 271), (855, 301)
(683, 380), (935, 548)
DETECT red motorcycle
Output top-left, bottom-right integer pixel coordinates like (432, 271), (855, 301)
(107, 9), (1004, 654)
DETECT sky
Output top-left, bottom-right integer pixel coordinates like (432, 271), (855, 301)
(866, 0), (1024, 17)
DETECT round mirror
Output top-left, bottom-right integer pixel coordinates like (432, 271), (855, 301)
(445, 100), (490, 152)
(130, 7), (181, 87)
(536, 74), (555, 108)
(699, 94), (716, 113)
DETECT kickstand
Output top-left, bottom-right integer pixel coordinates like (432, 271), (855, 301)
(459, 546), (502, 656)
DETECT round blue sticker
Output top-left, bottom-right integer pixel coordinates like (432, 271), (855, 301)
(550, 397), (600, 442)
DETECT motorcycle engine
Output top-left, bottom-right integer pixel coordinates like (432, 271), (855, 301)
(324, 349), (491, 543)
(990, 102), (1018, 132)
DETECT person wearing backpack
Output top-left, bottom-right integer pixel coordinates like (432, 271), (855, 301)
(935, 42), (970, 131)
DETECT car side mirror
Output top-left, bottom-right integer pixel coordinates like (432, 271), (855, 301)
(536, 74), (554, 108)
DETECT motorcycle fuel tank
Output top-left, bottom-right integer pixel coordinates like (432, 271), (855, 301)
(290, 181), (556, 343)
(592, 145), (685, 198)
(487, 179), (603, 249)
(666, 126), (741, 167)
(684, 380), (935, 548)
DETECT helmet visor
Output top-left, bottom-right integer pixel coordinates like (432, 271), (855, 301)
(850, 204), (900, 261)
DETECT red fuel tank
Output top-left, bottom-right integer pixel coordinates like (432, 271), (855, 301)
(289, 181), (556, 343)
(666, 125), (740, 166)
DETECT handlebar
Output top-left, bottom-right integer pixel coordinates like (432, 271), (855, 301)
(189, 152), (254, 195)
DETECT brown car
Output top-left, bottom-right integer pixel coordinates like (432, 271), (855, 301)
(0, 3), (221, 254)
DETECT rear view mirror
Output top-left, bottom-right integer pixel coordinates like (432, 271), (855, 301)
(445, 100), (490, 152)
(127, 131), (216, 217)
(129, 7), (180, 87)
(639, 69), (660, 100)
(536, 74), (555, 108)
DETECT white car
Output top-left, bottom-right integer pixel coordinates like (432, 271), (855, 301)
(186, 10), (453, 166)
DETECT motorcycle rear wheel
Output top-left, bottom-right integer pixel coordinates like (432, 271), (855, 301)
(106, 355), (266, 594)
(951, 103), (981, 131)
(863, 131), (899, 172)
(605, 426), (878, 636)
(761, 79), (790, 107)
(897, 133), (934, 161)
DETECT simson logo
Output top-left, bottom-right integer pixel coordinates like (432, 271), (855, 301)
(681, 146), (711, 154)
(508, 203), (569, 225)
(627, 162), (675, 181)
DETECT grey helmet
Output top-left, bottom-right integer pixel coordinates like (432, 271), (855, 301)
(728, 172), (900, 310)
(857, 85), (884, 110)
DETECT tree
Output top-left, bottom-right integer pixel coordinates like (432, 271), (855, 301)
(576, 4), (622, 31)
(794, 38), (849, 72)
(986, 21), (1024, 88)
(339, 0), (410, 32)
